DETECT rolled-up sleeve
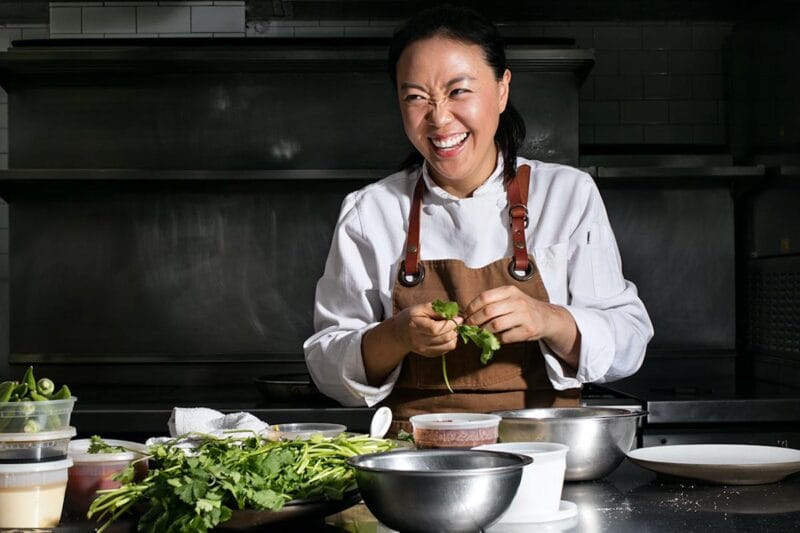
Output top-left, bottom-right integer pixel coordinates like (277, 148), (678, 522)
(303, 192), (401, 407)
(540, 175), (654, 389)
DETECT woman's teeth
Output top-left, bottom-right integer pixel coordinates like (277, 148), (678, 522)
(431, 132), (468, 149)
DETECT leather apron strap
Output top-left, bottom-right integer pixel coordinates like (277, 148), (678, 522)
(398, 178), (425, 287)
(385, 163), (581, 427)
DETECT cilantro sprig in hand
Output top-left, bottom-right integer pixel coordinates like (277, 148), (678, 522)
(432, 299), (501, 393)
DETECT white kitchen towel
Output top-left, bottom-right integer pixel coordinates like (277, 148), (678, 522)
(168, 407), (269, 438)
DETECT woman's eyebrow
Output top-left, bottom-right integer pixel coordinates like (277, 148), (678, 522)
(399, 75), (477, 91)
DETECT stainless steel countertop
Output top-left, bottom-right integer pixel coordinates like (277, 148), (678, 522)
(52, 460), (800, 532)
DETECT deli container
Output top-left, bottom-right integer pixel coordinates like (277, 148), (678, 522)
(474, 442), (571, 523)
(0, 426), (76, 462)
(65, 439), (149, 518)
(0, 397), (77, 433)
(409, 413), (501, 448)
(0, 457), (73, 528)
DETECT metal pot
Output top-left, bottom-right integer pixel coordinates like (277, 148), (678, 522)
(493, 407), (646, 481)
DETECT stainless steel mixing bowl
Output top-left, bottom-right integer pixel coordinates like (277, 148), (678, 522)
(494, 407), (646, 481)
(346, 449), (531, 533)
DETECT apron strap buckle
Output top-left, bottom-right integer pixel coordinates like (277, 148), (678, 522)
(398, 260), (426, 287)
(508, 257), (534, 281)
(508, 203), (530, 228)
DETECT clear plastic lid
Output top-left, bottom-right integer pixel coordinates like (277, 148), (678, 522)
(410, 413), (501, 430)
(0, 457), (73, 473)
(0, 426), (76, 442)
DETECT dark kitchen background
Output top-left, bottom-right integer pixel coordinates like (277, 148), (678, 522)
(0, 1), (797, 443)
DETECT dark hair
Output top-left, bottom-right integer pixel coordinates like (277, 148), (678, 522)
(388, 4), (526, 181)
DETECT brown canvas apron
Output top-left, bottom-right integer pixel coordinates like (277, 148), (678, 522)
(384, 165), (580, 433)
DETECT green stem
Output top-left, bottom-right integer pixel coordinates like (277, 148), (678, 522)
(441, 354), (453, 394)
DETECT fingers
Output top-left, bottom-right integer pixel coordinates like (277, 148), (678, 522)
(406, 304), (462, 357)
(464, 287), (520, 329)
(463, 286), (546, 343)
(410, 327), (460, 357)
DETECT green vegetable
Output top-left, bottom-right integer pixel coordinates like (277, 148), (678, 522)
(36, 378), (55, 397)
(0, 381), (14, 403)
(88, 432), (396, 533)
(396, 429), (415, 444)
(431, 299), (502, 393)
(51, 384), (72, 400)
(22, 366), (37, 393)
(0, 368), (73, 432)
(87, 435), (128, 454)
(12, 382), (29, 401)
(0, 368), (71, 402)
(29, 390), (49, 402)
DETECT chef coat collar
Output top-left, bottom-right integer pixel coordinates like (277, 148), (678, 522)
(420, 152), (505, 201)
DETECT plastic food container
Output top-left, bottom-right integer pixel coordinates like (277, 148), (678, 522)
(266, 423), (347, 440)
(65, 439), (148, 518)
(0, 397), (77, 433)
(474, 442), (569, 523)
(409, 413), (501, 448)
(0, 427), (76, 462)
(0, 457), (73, 528)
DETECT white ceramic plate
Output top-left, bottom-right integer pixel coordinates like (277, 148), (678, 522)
(627, 444), (800, 485)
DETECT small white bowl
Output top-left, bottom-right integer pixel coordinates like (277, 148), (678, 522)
(474, 441), (569, 523)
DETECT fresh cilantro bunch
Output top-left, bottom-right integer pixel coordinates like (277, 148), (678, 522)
(432, 299), (502, 393)
(88, 432), (395, 533)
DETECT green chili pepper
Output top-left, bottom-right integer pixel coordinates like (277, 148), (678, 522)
(36, 378), (55, 397)
(22, 366), (37, 393)
(51, 384), (72, 400)
(12, 383), (29, 401)
(29, 390), (49, 402)
(0, 381), (15, 403)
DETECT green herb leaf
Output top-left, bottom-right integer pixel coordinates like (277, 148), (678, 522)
(87, 435), (127, 454)
(88, 433), (396, 533)
(432, 299), (459, 320)
(431, 300), (502, 389)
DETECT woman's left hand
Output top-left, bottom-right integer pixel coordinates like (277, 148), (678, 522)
(463, 285), (553, 344)
(463, 285), (580, 368)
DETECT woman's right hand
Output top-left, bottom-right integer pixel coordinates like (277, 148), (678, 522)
(393, 302), (463, 358)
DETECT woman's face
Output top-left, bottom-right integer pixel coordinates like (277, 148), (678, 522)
(396, 35), (510, 197)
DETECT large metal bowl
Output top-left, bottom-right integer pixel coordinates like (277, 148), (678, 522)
(346, 449), (531, 533)
(494, 407), (646, 481)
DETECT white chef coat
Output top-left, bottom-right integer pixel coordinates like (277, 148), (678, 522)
(303, 156), (654, 407)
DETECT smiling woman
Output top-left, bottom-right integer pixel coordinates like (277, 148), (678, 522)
(395, 35), (509, 197)
(303, 5), (653, 434)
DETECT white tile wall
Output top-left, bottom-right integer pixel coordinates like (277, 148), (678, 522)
(83, 7), (136, 34)
(138, 6), (191, 34)
(191, 5), (245, 33)
(48, 1), (244, 38)
(49, 7), (82, 34)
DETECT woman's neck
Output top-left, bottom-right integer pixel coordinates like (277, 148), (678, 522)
(428, 148), (500, 198)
